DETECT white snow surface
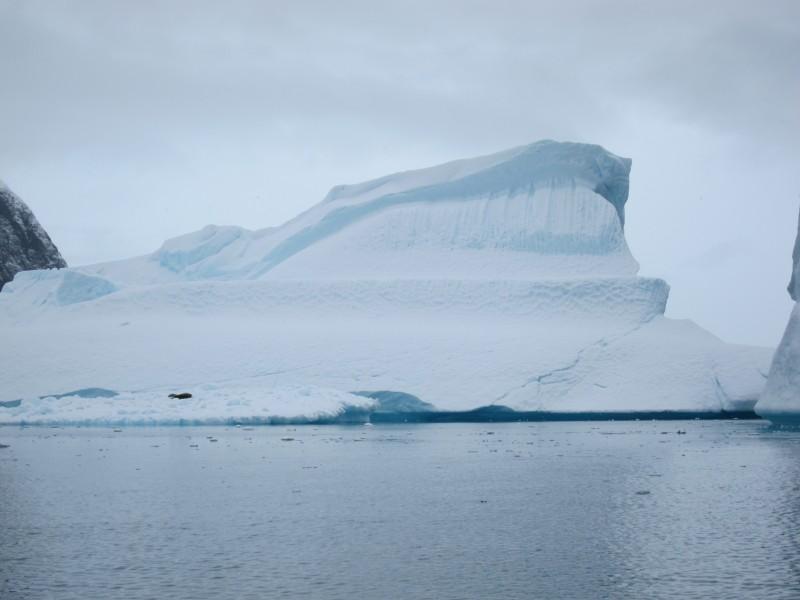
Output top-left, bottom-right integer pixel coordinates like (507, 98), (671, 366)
(0, 140), (773, 424)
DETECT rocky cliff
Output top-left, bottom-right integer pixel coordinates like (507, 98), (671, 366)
(0, 181), (66, 290)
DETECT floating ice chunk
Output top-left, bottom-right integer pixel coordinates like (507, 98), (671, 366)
(0, 381), (374, 426)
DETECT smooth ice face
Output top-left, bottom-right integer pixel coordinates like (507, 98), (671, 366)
(263, 185), (638, 281)
(789, 209), (800, 301)
(756, 209), (800, 424)
(756, 304), (800, 421)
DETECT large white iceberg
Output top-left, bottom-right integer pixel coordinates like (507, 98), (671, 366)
(755, 210), (800, 426)
(0, 140), (772, 424)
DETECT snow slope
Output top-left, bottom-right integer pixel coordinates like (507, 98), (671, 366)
(0, 141), (772, 424)
(755, 209), (800, 426)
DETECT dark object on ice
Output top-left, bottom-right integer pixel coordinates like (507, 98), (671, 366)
(0, 443), (9, 449)
(168, 393), (193, 399)
(676, 430), (687, 434)
(0, 181), (67, 290)
(635, 490), (651, 495)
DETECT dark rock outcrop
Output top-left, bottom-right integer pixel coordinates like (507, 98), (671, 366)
(0, 181), (66, 290)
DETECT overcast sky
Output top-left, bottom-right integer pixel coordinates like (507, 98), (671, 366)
(1, 0), (798, 346)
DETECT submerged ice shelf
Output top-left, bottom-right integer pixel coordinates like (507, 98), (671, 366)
(0, 140), (773, 424)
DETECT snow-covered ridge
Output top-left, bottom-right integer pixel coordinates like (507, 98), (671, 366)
(0, 140), (773, 422)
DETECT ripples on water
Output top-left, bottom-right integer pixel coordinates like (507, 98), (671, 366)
(1, 421), (799, 599)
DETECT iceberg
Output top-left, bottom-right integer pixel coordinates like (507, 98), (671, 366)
(755, 210), (800, 426)
(0, 141), (772, 424)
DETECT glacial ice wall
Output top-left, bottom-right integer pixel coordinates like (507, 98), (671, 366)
(756, 209), (800, 424)
(789, 211), (800, 301)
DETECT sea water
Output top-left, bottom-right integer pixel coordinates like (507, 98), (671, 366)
(1, 421), (799, 599)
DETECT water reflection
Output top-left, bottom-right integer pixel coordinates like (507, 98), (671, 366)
(1, 422), (799, 599)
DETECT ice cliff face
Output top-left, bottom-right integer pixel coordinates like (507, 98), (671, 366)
(789, 212), (800, 301)
(0, 181), (66, 290)
(756, 209), (800, 425)
(251, 140), (635, 280)
(0, 141), (773, 423)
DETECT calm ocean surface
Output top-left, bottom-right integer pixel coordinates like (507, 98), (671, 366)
(2, 421), (799, 599)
